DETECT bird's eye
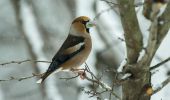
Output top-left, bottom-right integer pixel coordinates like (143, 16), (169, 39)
(82, 20), (89, 26)
(81, 20), (90, 33)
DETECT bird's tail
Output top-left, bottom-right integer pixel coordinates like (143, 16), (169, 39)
(36, 61), (61, 84)
(36, 72), (51, 84)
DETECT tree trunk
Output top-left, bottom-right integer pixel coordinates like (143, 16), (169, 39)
(122, 64), (151, 100)
(116, 0), (151, 99)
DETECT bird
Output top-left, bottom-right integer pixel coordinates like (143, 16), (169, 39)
(36, 16), (95, 83)
(143, 0), (168, 20)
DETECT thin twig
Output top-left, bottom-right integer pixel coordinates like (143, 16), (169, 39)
(59, 74), (79, 80)
(152, 76), (170, 95)
(0, 59), (51, 66)
(150, 57), (170, 70)
(85, 75), (121, 99)
(84, 63), (121, 100)
(85, 63), (99, 81)
(0, 73), (42, 82)
(59, 63), (121, 100)
(0, 59), (121, 99)
(93, 8), (113, 21)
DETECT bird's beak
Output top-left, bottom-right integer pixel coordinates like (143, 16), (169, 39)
(86, 21), (96, 28)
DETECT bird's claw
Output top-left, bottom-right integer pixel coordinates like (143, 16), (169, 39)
(71, 68), (86, 80)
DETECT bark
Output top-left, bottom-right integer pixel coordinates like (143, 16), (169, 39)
(117, 1), (148, 99)
(122, 64), (151, 100)
(118, 0), (143, 64)
(116, 0), (170, 100)
(115, 0), (170, 100)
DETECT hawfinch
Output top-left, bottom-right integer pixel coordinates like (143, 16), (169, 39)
(37, 16), (95, 83)
(143, 0), (167, 20)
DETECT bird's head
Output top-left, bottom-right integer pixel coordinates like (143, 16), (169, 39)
(71, 16), (95, 36)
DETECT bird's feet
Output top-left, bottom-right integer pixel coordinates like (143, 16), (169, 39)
(71, 68), (86, 80)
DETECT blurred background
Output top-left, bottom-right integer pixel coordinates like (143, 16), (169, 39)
(0, 0), (169, 100)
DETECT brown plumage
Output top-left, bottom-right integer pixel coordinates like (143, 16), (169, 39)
(143, 0), (167, 20)
(37, 16), (95, 83)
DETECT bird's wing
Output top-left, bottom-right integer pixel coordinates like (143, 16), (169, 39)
(52, 34), (85, 62)
(37, 34), (85, 83)
(48, 35), (85, 71)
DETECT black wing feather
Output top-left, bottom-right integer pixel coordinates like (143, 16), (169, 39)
(39, 35), (85, 83)
(47, 35), (85, 72)
(52, 35), (85, 61)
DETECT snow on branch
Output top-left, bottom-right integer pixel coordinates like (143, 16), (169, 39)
(60, 63), (121, 100)
(152, 76), (170, 95)
(100, 0), (143, 7)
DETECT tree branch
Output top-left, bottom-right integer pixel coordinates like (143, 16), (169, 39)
(150, 56), (170, 70)
(156, 2), (170, 48)
(0, 59), (51, 66)
(0, 73), (42, 82)
(0, 60), (121, 99)
(140, 2), (170, 65)
(117, 0), (143, 64)
(152, 76), (170, 95)
(140, 17), (158, 65)
(60, 63), (121, 100)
